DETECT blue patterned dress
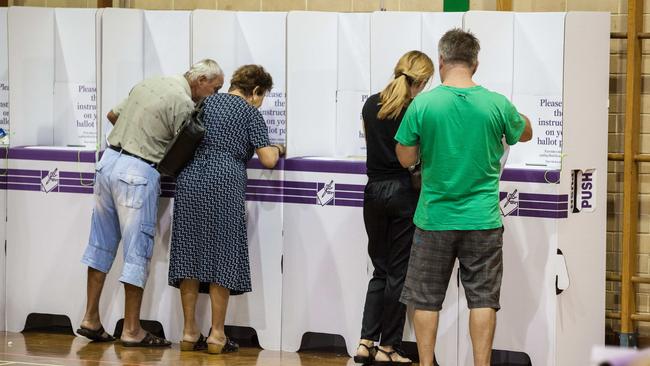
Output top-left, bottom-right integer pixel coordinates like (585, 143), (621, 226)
(168, 93), (270, 295)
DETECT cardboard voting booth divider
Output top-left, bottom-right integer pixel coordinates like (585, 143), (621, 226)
(5, 6), (100, 334)
(284, 10), (609, 365)
(1, 8), (609, 365)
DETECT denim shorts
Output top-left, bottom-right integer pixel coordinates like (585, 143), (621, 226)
(400, 226), (504, 311)
(81, 148), (161, 288)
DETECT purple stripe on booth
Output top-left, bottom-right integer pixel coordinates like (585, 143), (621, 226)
(519, 193), (568, 202)
(160, 191), (175, 198)
(6, 183), (41, 192)
(335, 191), (364, 200)
(59, 171), (95, 179)
(283, 180), (317, 189)
(58, 178), (95, 186)
(161, 177), (176, 184)
(518, 209), (568, 219)
(336, 183), (366, 192)
(246, 194), (284, 203)
(500, 169), (560, 184)
(283, 196), (317, 205)
(518, 201), (568, 211)
(59, 186), (94, 194)
(334, 198), (364, 207)
(246, 186), (283, 195)
(5, 169), (42, 177)
(9, 147), (97, 163)
(7, 176), (42, 184)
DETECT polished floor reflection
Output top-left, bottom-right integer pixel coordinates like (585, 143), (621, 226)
(0, 332), (358, 365)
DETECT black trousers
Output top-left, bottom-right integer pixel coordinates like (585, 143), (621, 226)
(360, 176), (418, 346)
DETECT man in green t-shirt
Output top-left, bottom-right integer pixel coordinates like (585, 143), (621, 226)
(395, 29), (532, 366)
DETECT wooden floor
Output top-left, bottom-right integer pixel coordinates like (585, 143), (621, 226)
(0, 332), (360, 365)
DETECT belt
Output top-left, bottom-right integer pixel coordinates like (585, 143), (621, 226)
(109, 145), (157, 168)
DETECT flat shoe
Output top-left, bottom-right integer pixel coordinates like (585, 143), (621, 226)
(207, 337), (239, 354)
(373, 347), (412, 365)
(180, 333), (208, 351)
(76, 325), (116, 342)
(353, 343), (377, 364)
(122, 331), (171, 348)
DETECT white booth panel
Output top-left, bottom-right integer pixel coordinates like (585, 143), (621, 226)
(144, 11), (191, 79)
(192, 10), (287, 145)
(335, 13), (370, 158)
(508, 13), (565, 170)
(370, 12), (422, 93)
(338, 13), (370, 92)
(286, 12), (338, 157)
(512, 13), (564, 96)
(225, 165), (284, 350)
(421, 12), (464, 88)
(5, 153), (97, 332)
(100, 8), (144, 149)
(53, 9), (97, 148)
(462, 11), (514, 98)
(557, 12), (609, 366)
(8, 7), (55, 146)
(94, 8), (103, 147)
(191, 10), (237, 87)
(281, 161), (369, 356)
(0, 8), (8, 136)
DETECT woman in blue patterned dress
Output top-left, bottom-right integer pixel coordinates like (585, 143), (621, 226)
(168, 65), (285, 354)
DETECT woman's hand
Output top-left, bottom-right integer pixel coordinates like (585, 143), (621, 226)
(271, 144), (286, 156)
(256, 144), (285, 169)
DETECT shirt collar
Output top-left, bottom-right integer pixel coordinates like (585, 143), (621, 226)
(173, 74), (192, 99)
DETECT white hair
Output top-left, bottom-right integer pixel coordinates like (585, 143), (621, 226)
(184, 59), (223, 82)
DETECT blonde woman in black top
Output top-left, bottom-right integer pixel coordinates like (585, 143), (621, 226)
(354, 51), (434, 365)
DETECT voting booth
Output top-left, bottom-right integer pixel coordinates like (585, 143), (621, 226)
(1, 7), (609, 366)
(4, 6), (99, 336)
(283, 10), (609, 366)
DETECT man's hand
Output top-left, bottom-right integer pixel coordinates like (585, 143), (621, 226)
(396, 143), (419, 168)
(107, 111), (119, 125)
(519, 113), (533, 142)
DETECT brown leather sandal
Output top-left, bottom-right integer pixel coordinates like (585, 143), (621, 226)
(180, 333), (208, 351)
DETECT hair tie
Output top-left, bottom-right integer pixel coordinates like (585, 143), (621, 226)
(397, 72), (413, 85)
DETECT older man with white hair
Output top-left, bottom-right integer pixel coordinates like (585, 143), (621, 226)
(77, 59), (224, 347)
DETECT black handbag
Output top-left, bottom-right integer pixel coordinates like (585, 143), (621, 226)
(157, 99), (206, 177)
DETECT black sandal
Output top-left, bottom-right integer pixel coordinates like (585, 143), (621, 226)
(353, 343), (377, 365)
(373, 347), (412, 365)
(122, 331), (171, 348)
(76, 325), (116, 342)
(180, 333), (208, 351)
(207, 336), (239, 354)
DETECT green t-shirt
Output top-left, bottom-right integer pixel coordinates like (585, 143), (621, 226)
(395, 85), (525, 231)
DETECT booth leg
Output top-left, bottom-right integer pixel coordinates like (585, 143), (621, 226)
(619, 332), (637, 348)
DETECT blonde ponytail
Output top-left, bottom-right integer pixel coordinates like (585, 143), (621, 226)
(378, 51), (434, 120)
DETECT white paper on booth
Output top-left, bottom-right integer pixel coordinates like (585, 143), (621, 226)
(0, 80), (7, 137)
(260, 90), (286, 145)
(53, 82), (97, 148)
(335, 90), (368, 158)
(507, 95), (562, 170)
